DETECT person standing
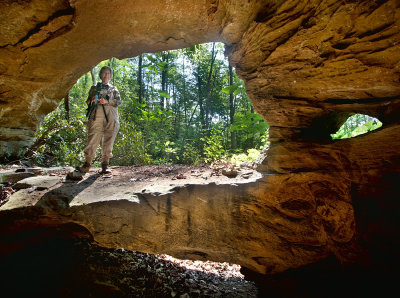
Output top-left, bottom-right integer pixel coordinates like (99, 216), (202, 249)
(78, 66), (121, 174)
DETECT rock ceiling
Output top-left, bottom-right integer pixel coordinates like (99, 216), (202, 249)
(0, 0), (399, 279)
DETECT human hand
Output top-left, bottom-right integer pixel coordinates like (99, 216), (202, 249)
(99, 97), (108, 105)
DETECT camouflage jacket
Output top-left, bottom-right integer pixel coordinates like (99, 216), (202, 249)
(87, 82), (121, 107)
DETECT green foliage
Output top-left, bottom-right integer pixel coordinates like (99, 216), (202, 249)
(112, 120), (152, 165)
(182, 142), (202, 164)
(230, 112), (269, 150)
(31, 42), (270, 166)
(230, 112), (267, 132)
(331, 114), (382, 139)
(200, 126), (226, 163)
(230, 148), (261, 166)
(221, 82), (241, 95)
(164, 141), (179, 163)
(31, 99), (87, 166)
(158, 91), (171, 99)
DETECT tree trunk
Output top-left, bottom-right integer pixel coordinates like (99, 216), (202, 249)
(64, 91), (70, 121)
(90, 69), (96, 85)
(196, 67), (205, 131)
(228, 63), (236, 149)
(160, 52), (169, 110)
(173, 84), (181, 141)
(182, 56), (188, 128)
(205, 42), (216, 130)
(108, 57), (116, 85)
(138, 54), (143, 104)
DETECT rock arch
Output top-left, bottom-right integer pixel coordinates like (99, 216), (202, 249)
(1, 0), (400, 281)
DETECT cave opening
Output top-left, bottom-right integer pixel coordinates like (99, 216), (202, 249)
(0, 42), (268, 297)
(32, 42), (269, 169)
(331, 113), (382, 140)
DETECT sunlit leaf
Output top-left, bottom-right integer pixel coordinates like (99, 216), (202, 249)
(158, 91), (171, 98)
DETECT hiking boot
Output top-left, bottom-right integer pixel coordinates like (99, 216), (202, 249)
(101, 162), (112, 174)
(77, 162), (91, 173)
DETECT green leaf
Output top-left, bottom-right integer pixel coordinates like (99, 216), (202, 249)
(233, 87), (242, 96)
(221, 87), (231, 95)
(159, 91), (170, 98)
(148, 65), (158, 75)
(221, 82), (241, 94)
(157, 61), (168, 70)
(146, 55), (158, 64)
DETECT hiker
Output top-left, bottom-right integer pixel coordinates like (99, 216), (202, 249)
(78, 66), (121, 174)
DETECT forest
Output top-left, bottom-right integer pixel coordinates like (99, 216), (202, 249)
(26, 42), (381, 167)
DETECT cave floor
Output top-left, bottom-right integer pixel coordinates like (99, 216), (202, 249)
(0, 163), (261, 297)
(0, 163), (261, 210)
(0, 236), (258, 297)
(0, 164), (397, 297)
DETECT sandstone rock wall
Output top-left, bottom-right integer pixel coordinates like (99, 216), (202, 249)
(1, 0), (399, 153)
(228, 0), (400, 141)
(0, 0), (220, 155)
(0, 0), (399, 278)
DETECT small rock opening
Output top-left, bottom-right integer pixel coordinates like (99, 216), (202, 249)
(331, 114), (382, 140)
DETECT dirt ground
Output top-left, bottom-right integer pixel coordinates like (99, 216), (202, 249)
(77, 162), (259, 187)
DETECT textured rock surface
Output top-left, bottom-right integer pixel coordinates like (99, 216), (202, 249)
(0, 162), (395, 277)
(0, 0), (266, 155)
(229, 0), (400, 141)
(0, 0), (399, 289)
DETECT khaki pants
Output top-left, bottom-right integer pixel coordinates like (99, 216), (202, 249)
(83, 105), (119, 164)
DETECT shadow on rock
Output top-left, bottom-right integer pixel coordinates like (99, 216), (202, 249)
(36, 174), (101, 210)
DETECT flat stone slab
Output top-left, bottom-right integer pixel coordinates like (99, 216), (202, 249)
(42, 166), (74, 174)
(13, 175), (62, 190)
(0, 188), (47, 210)
(0, 165), (262, 209)
(0, 172), (35, 183)
(16, 166), (74, 175)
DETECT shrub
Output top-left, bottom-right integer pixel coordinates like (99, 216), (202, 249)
(201, 127), (226, 163)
